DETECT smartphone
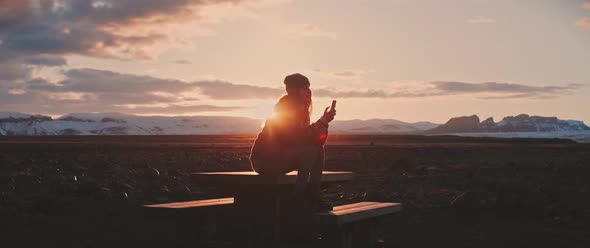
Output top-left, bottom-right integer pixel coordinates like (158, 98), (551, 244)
(331, 100), (337, 111)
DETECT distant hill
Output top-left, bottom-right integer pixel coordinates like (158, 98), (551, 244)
(423, 114), (590, 143)
(3, 111), (589, 142)
(329, 119), (439, 134)
(0, 112), (439, 136)
(425, 114), (590, 134)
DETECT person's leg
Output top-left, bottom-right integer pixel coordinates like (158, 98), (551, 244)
(292, 145), (319, 198)
(307, 144), (325, 198)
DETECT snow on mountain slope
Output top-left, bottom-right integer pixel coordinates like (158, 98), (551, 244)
(0, 112), (440, 135)
(494, 114), (589, 132)
(424, 114), (590, 143)
(0, 112), (32, 119)
(55, 113), (264, 135)
(447, 131), (590, 143)
(427, 114), (590, 134)
(4, 112), (588, 142)
(0, 112), (263, 135)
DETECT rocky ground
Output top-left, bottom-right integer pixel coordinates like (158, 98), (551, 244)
(0, 135), (589, 247)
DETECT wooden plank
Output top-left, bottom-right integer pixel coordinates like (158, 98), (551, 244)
(332, 203), (401, 219)
(332, 202), (380, 212)
(316, 202), (402, 225)
(332, 203), (400, 216)
(144, 198), (233, 208)
(191, 171), (354, 185)
(143, 197), (234, 209)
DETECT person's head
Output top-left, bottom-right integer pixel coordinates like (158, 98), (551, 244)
(284, 73), (311, 103)
(275, 73), (312, 125)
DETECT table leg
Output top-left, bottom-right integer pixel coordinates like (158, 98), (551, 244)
(273, 191), (281, 247)
(234, 187), (284, 248)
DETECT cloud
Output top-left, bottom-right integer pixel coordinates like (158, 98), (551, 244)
(28, 69), (585, 101)
(428, 81), (582, 97)
(23, 55), (67, 67)
(2, 66), (585, 116)
(313, 81), (584, 99)
(0, 0), (252, 60)
(0, 89), (243, 115)
(121, 104), (245, 114)
(0, 62), (32, 86)
(0, 0), (273, 91)
(0, 68), (280, 115)
(1, 74), (246, 115)
(61, 69), (195, 94)
(466, 16), (497, 24)
(23, 68), (284, 101)
(576, 18), (590, 30)
(289, 23), (340, 39)
(193, 80), (283, 99)
(173, 59), (192, 64)
(583, 2), (590, 9)
(25, 69), (199, 105)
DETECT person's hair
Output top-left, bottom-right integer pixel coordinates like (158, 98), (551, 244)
(274, 94), (312, 127)
(284, 73), (310, 96)
(274, 73), (312, 126)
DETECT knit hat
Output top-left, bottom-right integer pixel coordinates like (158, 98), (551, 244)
(284, 73), (310, 88)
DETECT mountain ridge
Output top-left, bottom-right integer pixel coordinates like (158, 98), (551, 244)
(425, 114), (590, 134)
(1, 112), (589, 143)
(0, 111), (439, 136)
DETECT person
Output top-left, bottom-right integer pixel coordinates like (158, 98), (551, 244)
(249, 73), (336, 212)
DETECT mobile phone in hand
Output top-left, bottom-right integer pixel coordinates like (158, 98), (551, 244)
(331, 100), (337, 111)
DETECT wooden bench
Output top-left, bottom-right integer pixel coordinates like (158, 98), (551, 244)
(146, 171), (402, 247)
(191, 171), (355, 247)
(315, 201), (402, 248)
(143, 198), (235, 244)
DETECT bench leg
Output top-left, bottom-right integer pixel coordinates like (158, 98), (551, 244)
(175, 214), (219, 245)
(235, 192), (282, 248)
(352, 220), (379, 248)
(323, 225), (353, 248)
(320, 219), (381, 248)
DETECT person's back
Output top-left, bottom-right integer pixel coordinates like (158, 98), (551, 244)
(249, 94), (328, 173)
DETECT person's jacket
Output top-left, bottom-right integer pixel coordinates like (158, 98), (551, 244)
(249, 95), (329, 173)
(272, 95), (329, 147)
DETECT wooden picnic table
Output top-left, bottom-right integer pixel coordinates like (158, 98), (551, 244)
(190, 171), (354, 247)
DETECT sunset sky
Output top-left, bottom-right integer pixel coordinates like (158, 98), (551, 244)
(1, 0), (589, 124)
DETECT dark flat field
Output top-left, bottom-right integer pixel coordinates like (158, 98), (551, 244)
(1, 135), (589, 247)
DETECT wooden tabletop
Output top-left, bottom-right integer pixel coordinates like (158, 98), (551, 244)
(191, 171), (354, 185)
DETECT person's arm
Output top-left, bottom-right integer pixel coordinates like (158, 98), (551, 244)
(272, 98), (336, 146)
(271, 117), (326, 145)
(313, 104), (336, 144)
(307, 116), (329, 145)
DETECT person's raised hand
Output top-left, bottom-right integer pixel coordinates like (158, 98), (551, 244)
(322, 105), (336, 123)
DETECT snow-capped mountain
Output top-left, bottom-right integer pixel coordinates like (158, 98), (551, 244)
(0, 112), (263, 135)
(0, 112), (439, 136)
(2, 112), (589, 142)
(422, 114), (590, 142)
(444, 131), (590, 144)
(495, 114), (589, 132)
(425, 114), (590, 134)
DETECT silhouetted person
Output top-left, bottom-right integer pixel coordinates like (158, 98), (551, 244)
(250, 73), (336, 212)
